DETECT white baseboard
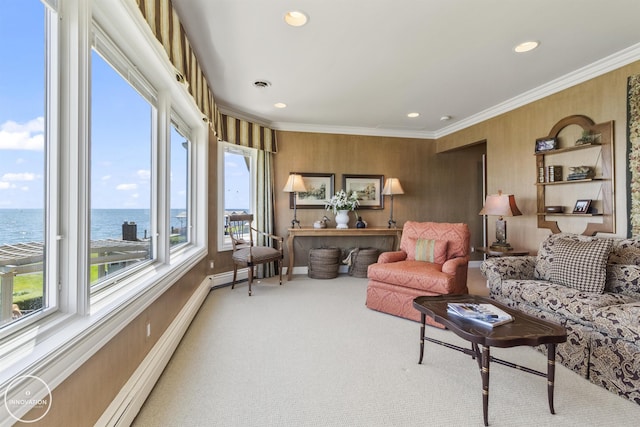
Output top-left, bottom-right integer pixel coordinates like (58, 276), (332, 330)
(97, 276), (212, 427)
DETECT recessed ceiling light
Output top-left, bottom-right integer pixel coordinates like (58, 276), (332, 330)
(284, 11), (308, 27)
(514, 41), (539, 53)
(407, 112), (420, 118)
(440, 115), (452, 121)
(274, 102), (287, 109)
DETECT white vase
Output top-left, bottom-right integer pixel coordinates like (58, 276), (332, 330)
(335, 210), (350, 229)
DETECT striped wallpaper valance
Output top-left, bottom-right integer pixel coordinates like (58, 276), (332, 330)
(136, 0), (221, 132)
(135, 0), (277, 152)
(219, 114), (278, 153)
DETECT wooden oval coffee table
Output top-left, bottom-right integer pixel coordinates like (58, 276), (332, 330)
(413, 294), (567, 426)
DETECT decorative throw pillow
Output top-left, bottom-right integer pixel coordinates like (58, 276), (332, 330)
(606, 264), (640, 296)
(549, 238), (613, 293)
(415, 238), (448, 264)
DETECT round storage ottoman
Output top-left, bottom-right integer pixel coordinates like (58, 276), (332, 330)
(348, 247), (379, 278)
(308, 247), (341, 279)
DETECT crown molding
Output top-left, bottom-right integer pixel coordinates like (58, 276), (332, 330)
(221, 43), (640, 141)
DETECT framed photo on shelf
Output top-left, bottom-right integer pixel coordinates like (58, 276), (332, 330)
(342, 174), (384, 209)
(290, 172), (334, 209)
(535, 137), (558, 153)
(572, 199), (592, 214)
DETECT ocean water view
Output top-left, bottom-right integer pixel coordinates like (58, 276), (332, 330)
(0, 209), (188, 245)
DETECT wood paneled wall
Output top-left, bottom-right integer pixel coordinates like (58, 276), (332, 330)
(438, 60), (640, 251)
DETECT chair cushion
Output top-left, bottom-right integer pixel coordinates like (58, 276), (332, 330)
(414, 238), (448, 264)
(367, 260), (455, 294)
(605, 264), (640, 297)
(549, 238), (613, 293)
(232, 247), (281, 265)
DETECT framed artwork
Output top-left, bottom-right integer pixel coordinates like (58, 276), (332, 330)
(572, 199), (591, 214)
(535, 137), (558, 153)
(290, 172), (334, 209)
(342, 174), (384, 210)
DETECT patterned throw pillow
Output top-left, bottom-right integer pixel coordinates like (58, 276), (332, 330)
(415, 238), (448, 264)
(549, 238), (613, 293)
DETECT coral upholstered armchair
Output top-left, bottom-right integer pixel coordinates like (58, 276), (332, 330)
(366, 221), (470, 325)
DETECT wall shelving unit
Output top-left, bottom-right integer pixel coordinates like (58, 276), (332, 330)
(535, 115), (614, 235)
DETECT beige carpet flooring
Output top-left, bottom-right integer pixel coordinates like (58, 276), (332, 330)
(132, 269), (638, 426)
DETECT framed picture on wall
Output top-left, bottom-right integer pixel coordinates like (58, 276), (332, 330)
(290, 172), (335, 209)
(342, 174), (384, 209)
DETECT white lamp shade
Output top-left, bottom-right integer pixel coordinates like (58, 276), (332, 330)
(382, 178), (404, 195)
(283, 173), (307, 193)
(479, 191), (522, 217)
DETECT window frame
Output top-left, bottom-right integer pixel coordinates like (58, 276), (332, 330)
(217, 141), (257, 251)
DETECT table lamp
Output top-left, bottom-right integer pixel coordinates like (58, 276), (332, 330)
(479, 190), (522, 250)
(382, 178), (404, 228)
(283, 173), (307, 228)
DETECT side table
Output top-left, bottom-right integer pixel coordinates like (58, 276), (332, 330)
(476, 247), (529, 257)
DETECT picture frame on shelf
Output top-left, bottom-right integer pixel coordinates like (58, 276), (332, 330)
(290, 173), (335, 209)
(535, 137), (558, 153)
(342, 174), (384, 209)
(572, 199), (592, 214)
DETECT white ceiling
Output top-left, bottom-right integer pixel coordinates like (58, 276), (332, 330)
(172, 0), (640, 139)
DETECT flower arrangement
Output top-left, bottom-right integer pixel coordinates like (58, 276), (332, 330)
(325, 189), (360, 214)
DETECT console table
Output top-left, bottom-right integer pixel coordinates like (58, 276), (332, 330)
(286, 227), (402, 280)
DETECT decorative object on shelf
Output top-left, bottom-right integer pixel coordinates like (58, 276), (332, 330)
(479, 190), (522, 250)
(535, 137), (557, 153)
(573, 199), (592, 214)
(291, 172), (335, 208)
(342, 174), (384, 209)
(325, 189), (359, 229)
(356, 216), (366, 228)
(283, 173), (307, 228)
(567, 166), (595, 180)
(545, 206), (564, 214)
(575, 130), (600, 145)
(313, 216), (330, 229)
(382, 178), (404, 228)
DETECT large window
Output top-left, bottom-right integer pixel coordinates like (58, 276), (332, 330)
(218, 142), (256, 250)
(1, 0), (207, 415)
(90, 49), (154, 290)
(0, 0), (49, 327)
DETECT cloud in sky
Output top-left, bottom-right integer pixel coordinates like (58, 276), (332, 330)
(2, 172), (37, 181)
(137, 169), (151, 181)
(116, 183), (138, 191)
(0, 117), (45, 151)
(0, 182), (11, 190)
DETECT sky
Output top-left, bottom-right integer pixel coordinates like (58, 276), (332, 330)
(0, 0), (189, 210)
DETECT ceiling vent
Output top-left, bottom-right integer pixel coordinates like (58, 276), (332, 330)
(253, 80), (271, 89)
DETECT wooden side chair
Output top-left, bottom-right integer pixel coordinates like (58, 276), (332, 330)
(227, 214), (284, 296)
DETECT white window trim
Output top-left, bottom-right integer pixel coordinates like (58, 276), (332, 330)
(0, 0), (208, 421)
(217, 141), (257, 251)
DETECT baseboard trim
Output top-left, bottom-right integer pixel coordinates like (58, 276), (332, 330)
(97, 276), (213, 427)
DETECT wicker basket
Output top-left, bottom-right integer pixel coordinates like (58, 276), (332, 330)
(348, 247), (379, 278)
(308, 247), (341, 279)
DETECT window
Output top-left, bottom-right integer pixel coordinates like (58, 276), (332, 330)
(170, 121), (190, 249)
(90, 49), (154, 290)
(1, 0), (208, 411)
(0, 0), (49, 328)
(218, 142), (256, 250)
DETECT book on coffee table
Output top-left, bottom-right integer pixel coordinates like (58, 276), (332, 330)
(447, 302), (514, 328)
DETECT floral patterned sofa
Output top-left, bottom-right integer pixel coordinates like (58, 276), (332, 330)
(481, 233), (640, 405)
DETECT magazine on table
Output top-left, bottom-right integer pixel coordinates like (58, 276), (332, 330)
(447, 302), (514, 327)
